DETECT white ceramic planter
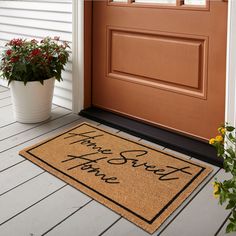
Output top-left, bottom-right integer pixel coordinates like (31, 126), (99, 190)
(9, 77), (55, 123)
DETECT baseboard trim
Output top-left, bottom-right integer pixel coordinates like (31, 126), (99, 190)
(79, 107), (222, 167)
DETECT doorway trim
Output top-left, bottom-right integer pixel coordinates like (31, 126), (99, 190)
(225, 0), (236, 127)
(73, 0), (236, 127)
(72, 0), (84, 114)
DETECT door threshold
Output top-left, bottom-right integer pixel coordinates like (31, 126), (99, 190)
(79, 107), (222, 167)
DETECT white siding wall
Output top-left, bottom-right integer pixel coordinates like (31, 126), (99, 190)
(0, 0), (73, 109)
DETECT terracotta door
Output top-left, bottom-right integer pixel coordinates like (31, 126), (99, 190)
(92, 0), (228, 141)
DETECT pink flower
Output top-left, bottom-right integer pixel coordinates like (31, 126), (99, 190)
(31, 49), (41, 56)
(6, 50), (12, 56)
(10, 57), (19, 63)
(54, 36), (60, 41)
(9, 39), (23, 46)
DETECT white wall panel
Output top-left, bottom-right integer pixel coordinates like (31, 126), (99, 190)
(0, 0), (73, 109)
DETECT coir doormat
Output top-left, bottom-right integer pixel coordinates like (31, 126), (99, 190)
(19, 122), (212, 233)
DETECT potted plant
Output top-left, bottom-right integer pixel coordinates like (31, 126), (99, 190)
(0, 36), (70, 123)
(210, 124), (236, 233)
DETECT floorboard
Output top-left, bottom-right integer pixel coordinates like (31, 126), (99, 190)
(0, 90), (10, 100)
(0, 86), (230, 236)
(0, 97), (11, 108)
(0, 86), (8, 93)
(0, 105), (15, 127)
(216, 214), (235, 236)
(0, 160), (43, 196)
(0, 118), (91, 172)
(0, 113), (78, 153)
(44, 201), (120, 236)
(159, 169), (231, 236)
(0, 172), (66, 226)
(0, 106), (70, 141)
(0, 185), (91, 236)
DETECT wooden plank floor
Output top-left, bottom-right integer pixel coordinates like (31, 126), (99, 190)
(0, 86), (232, 236)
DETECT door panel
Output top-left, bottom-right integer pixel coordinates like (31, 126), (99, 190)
(108, 28), (207, 98)
(92, 0), (227, 141)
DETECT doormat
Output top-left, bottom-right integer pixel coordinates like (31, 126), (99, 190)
(19, 122), (212, 234)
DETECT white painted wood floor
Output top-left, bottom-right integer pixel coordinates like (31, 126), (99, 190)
(0, 86), (234, 236)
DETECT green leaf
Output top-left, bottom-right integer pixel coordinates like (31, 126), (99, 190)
(226, 222), (235, 233)
(229, 133), (234, 140)
(227, 126), (235, 132)
(224, 180), (234, 188)
(226, 201), (235, 210)
(229, 194), (236, 202)
(220, 191), (228, 204)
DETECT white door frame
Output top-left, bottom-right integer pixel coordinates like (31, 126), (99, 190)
(225, 0), (236, 127)
(72, 0), (84, 114)
(73, 0), (236, 127)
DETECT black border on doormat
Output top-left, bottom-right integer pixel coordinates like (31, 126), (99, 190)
(22, 122), (206, 224)
(79, 107), (223, 167)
